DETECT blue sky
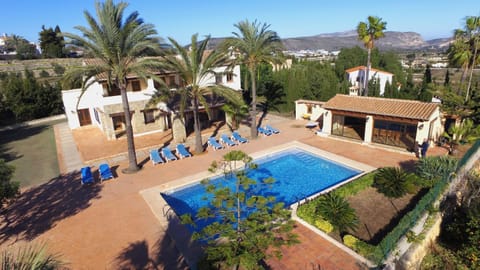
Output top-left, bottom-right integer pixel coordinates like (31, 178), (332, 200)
(2, 0), (479, 44)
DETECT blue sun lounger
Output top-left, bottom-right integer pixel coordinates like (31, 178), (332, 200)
(81, 166), (94, 185)
(99, 163), (114, 182)
(265, 125), (280, 134)
(176, 144), (192, 159)
(257, 127), (272, 136)
(208, 137), (223, 150)
(221, 134), (237, 147)
(161, 147), (178, 162)
(231, 131), (248, 143)
(150, 149), (164, 165)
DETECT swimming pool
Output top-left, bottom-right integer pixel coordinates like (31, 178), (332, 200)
(161, 147), (362, 229)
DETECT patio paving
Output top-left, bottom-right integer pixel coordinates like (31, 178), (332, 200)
(0, 115), (448, 269)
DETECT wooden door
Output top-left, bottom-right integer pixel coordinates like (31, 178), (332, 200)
(78, 109), (92, 126)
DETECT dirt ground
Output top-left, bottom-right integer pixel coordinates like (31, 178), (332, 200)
(346, 187), (421, 244)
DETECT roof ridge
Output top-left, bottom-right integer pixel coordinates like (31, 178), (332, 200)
(336, 94), (431, 104)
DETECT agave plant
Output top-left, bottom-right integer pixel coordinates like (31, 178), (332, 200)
(1, 243), (65, 270)
(315, 193), (358, 235)
(416, 156), (458, 187)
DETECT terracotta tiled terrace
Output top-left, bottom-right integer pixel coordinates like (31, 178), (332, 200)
(0, 116), (448, 269)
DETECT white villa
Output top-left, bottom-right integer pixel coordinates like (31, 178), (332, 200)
(346, 66), (393, 96)
(62, 58), (241, 142)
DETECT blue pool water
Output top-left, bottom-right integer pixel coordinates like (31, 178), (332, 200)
(161, 148), (361, 230)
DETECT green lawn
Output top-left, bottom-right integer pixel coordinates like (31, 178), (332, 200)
(0, 119), (65, 188)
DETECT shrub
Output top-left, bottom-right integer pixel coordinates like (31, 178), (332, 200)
(314, 218), (334, 233)
(332, 171), (375, 198)
(39, 70), (49, 78)
(343, 234), (377, 258)
(316, 193), (358, 234)
(0, 159), (19, 206)
(416, 156), (458, 187)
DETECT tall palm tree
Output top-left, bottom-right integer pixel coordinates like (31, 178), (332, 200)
(62, 0), (163, 173)
(465, 16), (480, 102)
(224, 20), (284, 139)
(357, 16), (387, 96)
(151, 34), (243, 154)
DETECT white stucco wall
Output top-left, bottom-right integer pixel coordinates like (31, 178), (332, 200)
(347, 69), (393, 96)
(322, 110), (332, 135)
(294, 101), (325, 121)
(364, 115), (374, 143)
(62, 64), (242, 132)
(415, 107), (443, 144)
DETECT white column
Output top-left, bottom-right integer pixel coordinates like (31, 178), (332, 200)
(322, 110), (332, 135)
(364, 115), (373, 143)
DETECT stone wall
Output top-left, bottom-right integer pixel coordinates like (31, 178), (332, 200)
(395, 213), (442, 270)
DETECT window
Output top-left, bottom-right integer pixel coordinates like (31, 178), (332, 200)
(215, 73), (223, 84)
(102, 82), (121, 96)
(144, 110), (155, 124)
(131, 80), (141, 91)
(226, 72), (233, 82)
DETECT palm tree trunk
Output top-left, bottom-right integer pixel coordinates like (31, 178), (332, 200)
(192, 97), (203, 154)
(120, 85), (139, 173)
(364, 48), (371, 96)
(250, 68), (258, 139)
(465, 41), (478, 102)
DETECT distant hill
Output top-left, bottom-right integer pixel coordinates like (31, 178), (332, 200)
(206, 31), (452, 52)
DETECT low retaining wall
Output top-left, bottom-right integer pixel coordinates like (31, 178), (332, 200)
(0, 114), (66, 131)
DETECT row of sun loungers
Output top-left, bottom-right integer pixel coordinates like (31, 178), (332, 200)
(150, 143), (192, 165)
(208, 131), (250, 150)
(81, 163), (114, 185)
(257, 125), (280, 136)
(82, 126), (280, 184)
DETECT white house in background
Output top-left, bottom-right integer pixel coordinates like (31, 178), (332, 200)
(62, 58), (241, 142)
(345, 66), (393, 96)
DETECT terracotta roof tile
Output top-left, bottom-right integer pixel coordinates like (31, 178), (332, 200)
(345, 65), (393, 75)
(323, 94), (438, 121)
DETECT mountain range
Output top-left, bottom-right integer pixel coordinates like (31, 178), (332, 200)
(207, 30), (452, 52)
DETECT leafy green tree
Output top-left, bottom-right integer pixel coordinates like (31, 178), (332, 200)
(182, 151), (298, 269)
(1, 243), (65, 269)
(39, 25), (65, 58)
(0, 159), (19, 207)
(334, 46), (367, 78)
(357, 16), (387, 96)
(151, 34), (242, 154)
(373, 167), (416, 210)
(4, 35), (37, 60)
(315, 193), (358, 235)
(0, 71), (63, 121)
(224, 20), (284, 139)
(62, 0), (164, 173)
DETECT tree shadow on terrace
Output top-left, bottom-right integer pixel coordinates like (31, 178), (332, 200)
(0, 170), (102, 244)
(113, 211), (191, 269)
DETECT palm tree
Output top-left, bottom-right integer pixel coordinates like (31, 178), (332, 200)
(224, 20), (284, 139)
(357, 16), (387, 96)
(373, 167), (416, 211)
(151, 34), (243, 154)
(62, 0), (163, 173)
(222, 101), (249, 130)
(464, 16), (480, 102)
(315, 193), (358, 235)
